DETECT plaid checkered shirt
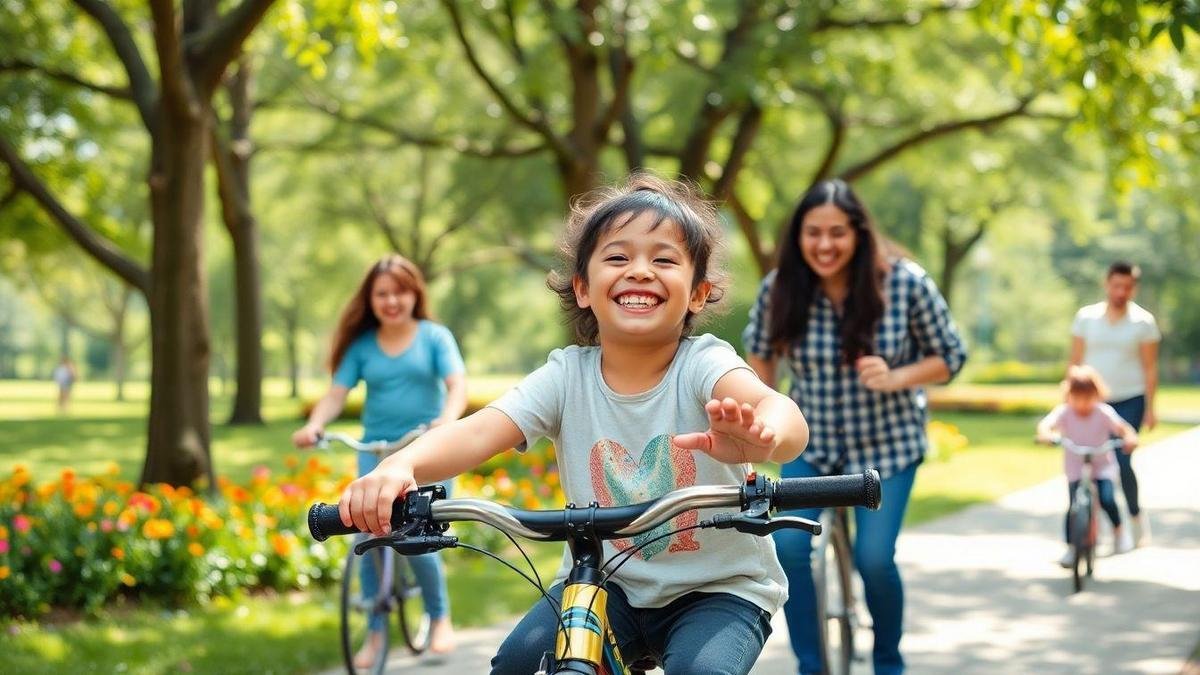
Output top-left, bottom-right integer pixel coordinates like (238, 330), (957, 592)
(743, 259), (967, 479)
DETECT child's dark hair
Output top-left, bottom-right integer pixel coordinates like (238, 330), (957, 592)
(548, 173), (728, 345)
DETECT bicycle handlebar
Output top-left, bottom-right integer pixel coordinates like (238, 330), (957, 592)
(1051, 437), (1124, 456)
(314, 426), (426, 455)
(307, 470), (882, 543)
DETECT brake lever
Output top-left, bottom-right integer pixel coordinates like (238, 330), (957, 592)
(354, 534), (459, 555)
(710, 513), (822, 536)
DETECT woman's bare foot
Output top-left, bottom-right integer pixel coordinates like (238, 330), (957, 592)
(429, 616), (456, 654)
(353, 630), (386, 669)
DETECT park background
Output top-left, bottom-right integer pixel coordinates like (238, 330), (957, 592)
(1, 1), (1198, 672)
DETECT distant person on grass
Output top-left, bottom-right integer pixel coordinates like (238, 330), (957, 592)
(1037, 365), (1140, 565)
(52, 356), (77, 413)
(1069, 261), (1160, 545)
(293, 254), (467, 663)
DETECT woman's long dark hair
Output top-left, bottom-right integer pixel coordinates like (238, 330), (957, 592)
(327, 254), (431, 373)
(768, 179), (889, 364)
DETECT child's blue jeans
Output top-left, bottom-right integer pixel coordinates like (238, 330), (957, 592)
(1066, 478), (1121, 540)
(358, 450), (451, 631)
(491, 582), (772, 675)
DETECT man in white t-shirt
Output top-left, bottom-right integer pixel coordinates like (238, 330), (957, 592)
(1070, 261), (1161, 545)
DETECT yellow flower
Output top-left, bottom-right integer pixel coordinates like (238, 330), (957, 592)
(0, 525), (8, 539)
(120, 572), (136, 587)
(0, 565), (9, 580)
(103, 501), (120, 517)
(105, 462), (121, 476)
(188, 542), (205, 557)
(141, 518), (175, 540)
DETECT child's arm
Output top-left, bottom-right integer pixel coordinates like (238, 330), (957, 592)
(1117, 422), (1139, 453)
(339, 407), (525, 537)
(673, 368), (808, 465)
(1035, 406), (1064, 444)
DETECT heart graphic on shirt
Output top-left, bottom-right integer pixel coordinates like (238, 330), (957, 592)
(589, 434), (701, 561)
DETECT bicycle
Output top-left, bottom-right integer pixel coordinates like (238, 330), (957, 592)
(1044, 436), (1124, 594)
(314, 428), (432, 674)
(811, 503), (863, 675)
(309, 468), (882, 674)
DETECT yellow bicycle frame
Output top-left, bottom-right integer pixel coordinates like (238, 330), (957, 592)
(556, 581), (628, 674)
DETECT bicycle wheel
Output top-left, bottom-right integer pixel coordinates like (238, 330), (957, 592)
(393, 556), (432, 654)
(1067, 503), (1090, 594)
(814, 510), (854, 675)
(341, 547), (391, 675)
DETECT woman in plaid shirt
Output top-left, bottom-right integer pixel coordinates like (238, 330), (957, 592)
(743, 179), (966, 675)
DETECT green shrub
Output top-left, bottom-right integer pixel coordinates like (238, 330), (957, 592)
(0, 461), (349, 618)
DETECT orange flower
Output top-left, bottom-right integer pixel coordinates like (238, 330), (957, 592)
(141, 518), (175, 540)
(186, 525), (200, 539)
(284, 455), (300, 469)
(103, 501), (120, 517)
(129, 492), (161, 514)
(270, 533), (294, 557)
(111, 547), (125, 560)
(0, 565), (9, 580)
(73, 501), (97, 518)
(188, 542), (205, 557)
(0, 524), (8, 539)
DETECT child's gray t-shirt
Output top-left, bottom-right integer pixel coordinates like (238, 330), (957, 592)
(488, 334), (788, 614)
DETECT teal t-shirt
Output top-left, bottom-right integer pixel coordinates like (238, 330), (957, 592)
(333, 321), (465, 442)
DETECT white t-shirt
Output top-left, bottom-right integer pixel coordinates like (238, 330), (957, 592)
(1072, 301), (1161, 401)
(488, 334), (788, 614)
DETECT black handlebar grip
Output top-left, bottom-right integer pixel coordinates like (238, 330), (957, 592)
(308, 502), (358, 542)
(773, 470), (882, 511)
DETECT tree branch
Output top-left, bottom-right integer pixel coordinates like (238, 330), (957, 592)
(147, 0), (195, 117)
(188, 0), (278, 96)
(439, 0), (570, 158)
(813, 1), (974, 33)
(0, 58), (134, 100)
(293, 91), (547, 158)
(0, 135), (150, 293)
(728, 189), (772, 275)
(70, 0), (157, 129)
(677, 1), (764, 178)
(711, 103), (762, 200)
(839, 96), (1036, 182)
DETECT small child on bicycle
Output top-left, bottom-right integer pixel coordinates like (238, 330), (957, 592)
(1037, 365), (1139, 564)
(337, 173), (810, 674)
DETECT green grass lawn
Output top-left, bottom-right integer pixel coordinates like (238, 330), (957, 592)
(0, 377), (1194, 673)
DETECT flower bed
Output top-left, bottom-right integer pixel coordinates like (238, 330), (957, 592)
(0, 460), (352, 618)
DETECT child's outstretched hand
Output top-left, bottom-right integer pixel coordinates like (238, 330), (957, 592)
(673, 397), (778, 464)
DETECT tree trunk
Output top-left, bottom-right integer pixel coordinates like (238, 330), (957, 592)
(141, 113), (215, 488)
(219, 58), (264, 425)
(113, 307), (127, 402)
(285, 304), (299, 399)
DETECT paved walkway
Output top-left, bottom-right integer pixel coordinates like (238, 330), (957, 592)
(338, 426), (1200, 674)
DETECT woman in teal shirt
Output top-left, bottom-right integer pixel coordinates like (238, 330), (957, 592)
(294, 254), (467, 664)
